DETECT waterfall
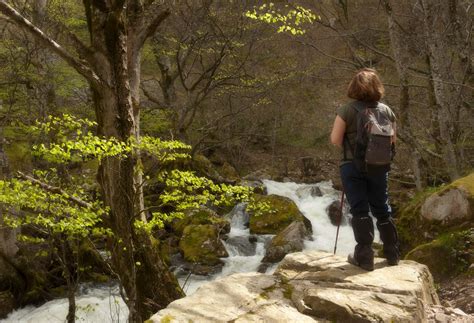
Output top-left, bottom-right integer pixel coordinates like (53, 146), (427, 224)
(265, 179), (358, 254)
(2, 179), (380, 321)
(178, 203), (273, 295)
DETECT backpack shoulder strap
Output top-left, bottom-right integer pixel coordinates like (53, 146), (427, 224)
(351, 101), (366, 113)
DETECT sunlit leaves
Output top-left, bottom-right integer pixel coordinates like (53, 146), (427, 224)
(2, 114), (265, 241)
(135, 169), (267, 233)
(29, 114), (192, 163)
(245, 3), (319, 35)
(0, 178), (107, 238)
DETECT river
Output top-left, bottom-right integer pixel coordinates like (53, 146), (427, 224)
(2, 179), (380, 322)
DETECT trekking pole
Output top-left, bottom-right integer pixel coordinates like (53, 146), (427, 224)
(333, 189), (345, 254)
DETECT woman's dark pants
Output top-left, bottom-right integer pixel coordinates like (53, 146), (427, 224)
(340, 162), (399, 267)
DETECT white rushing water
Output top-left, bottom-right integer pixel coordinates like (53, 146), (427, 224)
(2, 180), (381, 322)
(263, 179), (381, 255)
(2, 284), (128, 323)
(178, 203), (272, 295)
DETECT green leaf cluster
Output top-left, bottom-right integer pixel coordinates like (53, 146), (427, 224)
(1, 114), (265, 241)
(0, 178), (107, 239)
(29, 114), (191, 164)
(136, 169), (258, 233)
(245, 3), (319, 35)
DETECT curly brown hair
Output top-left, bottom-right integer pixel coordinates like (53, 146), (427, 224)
(347, 68), (385, 102)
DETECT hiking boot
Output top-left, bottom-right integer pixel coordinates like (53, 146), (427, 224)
(384, 245), (399, 266)
(348, 216), (375, 271)
(348, 244), (374, 271)
(377, 218), (400, 266)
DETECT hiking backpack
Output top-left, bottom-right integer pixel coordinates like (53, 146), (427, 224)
(349, 102), (395, 172)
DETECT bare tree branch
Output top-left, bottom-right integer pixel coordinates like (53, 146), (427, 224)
(135, 5), (170, 51)
(0, 1), (103, 89)
(17, 171), (93, 209)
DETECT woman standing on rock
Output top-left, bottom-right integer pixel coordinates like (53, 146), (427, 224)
(330, 68), (400, 271)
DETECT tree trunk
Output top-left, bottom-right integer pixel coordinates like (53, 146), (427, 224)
(60, 240), (76, 323)
(0, 2), (183, 321)
(421, 0), (461, 180)
(384, 0), (428, 190)
(0, 129), (17, 258)
(85, 4), (183, 322)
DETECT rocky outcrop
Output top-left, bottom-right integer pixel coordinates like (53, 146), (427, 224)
(326, 200), (347, 226)
(225, 236), (256, 256)
(179, 224), (228, 266)
(421, 180), (472, 223)
(249, 194), (312, 235)
(149, 251), (472, 322)
(261, 221), (310, 264)
(169, 208), (231, 275)
(295, 185), (322, 199)
(405, 229), (473, 282)
(397, 172), (473, 256)
(172, 207), (230, 237)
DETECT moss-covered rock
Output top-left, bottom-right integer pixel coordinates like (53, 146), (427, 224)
(179, 224), (228, 266)
(405, 229), (473, 282)
(420, 173), (474, 223)
(78, 240), (112, 283)
(249, 195), (311, 235)
(172, 208), (230, 237)
(397, 172), (474, 254)
(158, 237), (179, 266)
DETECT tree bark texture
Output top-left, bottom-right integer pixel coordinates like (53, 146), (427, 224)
(84, 3), (183, 322)
(421, 0), (461, 180)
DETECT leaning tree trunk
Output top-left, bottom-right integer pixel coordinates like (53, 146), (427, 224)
(86, 4), (183, 322)
(421, 0), (461, 180)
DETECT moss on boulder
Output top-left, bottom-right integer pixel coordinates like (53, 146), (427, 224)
(249, 194), (312, 235)
(397, 172), (474, 254)
(78, 240), (112, 283)
(179, 224), (228, 266)
(405, 229), (473, 282)
(172, 208), (230, 237)
(420, 173), (474, 223)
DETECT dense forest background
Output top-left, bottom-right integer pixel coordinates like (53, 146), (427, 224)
(1, 0), (473, 186)
(0, 1), (472, 322)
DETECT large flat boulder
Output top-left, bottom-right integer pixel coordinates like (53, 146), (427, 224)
(149, 251), (472, 322)
(149, 273), (315, 323)
(276, 252), (440, 322)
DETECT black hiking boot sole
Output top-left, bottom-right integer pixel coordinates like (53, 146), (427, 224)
(348, 253), (374, 271)
(386, 259), (399, 266)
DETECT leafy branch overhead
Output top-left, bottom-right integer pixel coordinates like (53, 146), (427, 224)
(245, 3), (319, 35)
(1, 114), (268, 238)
